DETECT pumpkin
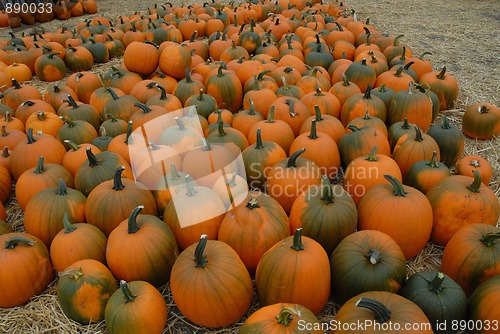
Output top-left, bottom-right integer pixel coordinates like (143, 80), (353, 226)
(329, 72), (362, 106)
(299, 105), (346, 144)
(405, 151), (451, 194)
(85, 166), (157, 236)
(173, 69), (205, 106)
(344, 58), (377, 92)
(358, 174), (433, 259)
(206, 120), (249, 155)
(330, 230), (407, 304)
(419, 66), (458, 110)
(65, 45), (94, 72)
(211, 172), (249, 209)
(58, 95), (101, 131)
(400, 271), (467, 334)
(106, 206), (179, 287)
(441, 223), (500, 297)
(34, 52), (67, 82)
(426, 116), (464, 167)
(57, 116), (98, 145)
(343, 145), (403, 206)
(123, 41), (159, 76)
(256, 228), (330, 315)
(0, 220), (13, 235)
(0, 125), (26, 150)
(146, 83), (183, 112)
(0, 233), (53, 307)
(392, 125), (440, 178)
(206, 65), (243, 113)
(170, 234), (253, 327)
(159, 43), (192, 79)
(67, 71), (103, 104)
(456, 155), (492, 185)
(462, 102), (500, 140)
(300, 88), (341, 118)
(338, 124), (391, 169)
(427, 170), (500, 246)
(289, 175), (357, 256)
(332, 292), (433, 333)
(16, 99), (56, 125)
(467, 275), (500, 334)
(371, 84), (396, 111)
(0, 164), (11, 203)
(158, 117), (204, 155)
(74, 147), (133, 196)
(101, 113), (128, 137)
(218, 191), (290, 275)
(388, 81), (433, 132)
(267, 148), (322, 214)
(107, 68), (143, 96)
(231, 98), (264, 138)
(50, 212), (107, 272)
(57, 259), (117, 324)
(25, 111), (64, 137)
(0, 78), (43, 110)
(388, 117), (413, 152)
(240, 303), (323, 334)
(101, 87), (140, 122)
(105, 280), (168, 334)
(247, 105), (295, 154)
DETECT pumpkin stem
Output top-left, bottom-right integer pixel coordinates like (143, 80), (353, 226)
(426, 151), (440, 168)
(419, 51), (432, 60)
(366, 145), (379, 162)
(2, 146), (10, 158)
(36, 111), (47, 121)
(320, 175), (334, 204)
(403, 61), (414, 71)
(346, 124), (362, 132)
(59, 267), (84, 280)
(436, 66), (447, 80)
(34, 156), (45, 174)
(275, 307), (297, 326)
(413, 125), (423, 142)
(85, 146), (99, 167)
(195, 234), (209, 268)
(174, 117), (186, 130)
(393, 34), (404, 46)
(287, 148), (306, 168)
(366, 249), (382, 264)
(119, 280), (137, 303)
(216, 119), (227, 137)
(407, 81), (414, 95)
(363, 84), (372, 99)
(257, 70), (271, 80)
(0, 126), (7, 137)
(61, 116), (76, 127)
(477, 105), (489, 114)
(290, 228), (304, 251)
(202, 138), (212, 151)
(401, 118), (410, 129)
(466, 169), (482, 193)
(134, 102), (152, 114)
(217, 65), (225, 77)
(127, 205), (144, 234)
(440, 116), (452, 130)
(4, 236), (35, 249)
(185, 175), (197, 196)
(112, 166), (126, 191)
(26, 128), (36, 144)
(56, 178), (68, 196)
(266, 105), (276, 123)
(62, 212), (77, 234)
(247, 98), (256, 115)
(246, 197), (260, 209)
(429, 272), (446, 293)
(355, 297), (392, 324)
(11, 78), (22, 89)
(254, 128), (265, 149)
(107, 87), (120, 100)
(313, 105), (323, 122)
(308, 119), (318, 139)
(286, 99), (295, 117)
(125, 121), (133, 144)
(341, 72), (350, 86)
(362, 108), (371, 120)
(480, 232), (500, 247)
(384, 174), (407, 197)
(63, 140), (79, 152)
(394, 65), (404, 77)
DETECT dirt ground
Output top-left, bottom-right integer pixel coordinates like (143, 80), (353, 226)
(0, 0), (499, 333)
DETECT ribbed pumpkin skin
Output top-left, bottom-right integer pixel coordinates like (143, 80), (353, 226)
(106, 210), (179, 287)
(57, 259), (117, 324)
(404, 153), (451, 194)
(332, 291), (433, 334)
(217, 192), (290, 275)
(468, 275), (500, 334)
(105, 281), (168, 334)
(388, 83), (433, 131)
(427, 173), (500, 246)
(206, 67), (243, 113)
(24, 181), (86, 248)
(426, 117), (464, 167)
(255, 230), (331, 315)
(289, 180), (357, 256)
(462, 102), (500, 140)
(240, 303), (323, 334)
(170, 238), (253, 328)
(330, 230), (407, 304)
(400, 271), (467, 334)
(419, 67), (458, 111)
(441, 224), (500, 297)
(0, 233), (53, 308)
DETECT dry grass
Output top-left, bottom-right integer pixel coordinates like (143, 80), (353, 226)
(1, 0), (499, 332)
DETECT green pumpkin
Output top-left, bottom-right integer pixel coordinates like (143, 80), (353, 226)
(372, 84), (395, 111)
(0, 220), (14, 235)
(84, 38), (110, 63)
(426, 116), (465, 167)
(400, 271), (467, 334)
(184, 88), (217, 120)
(57, 117), (98, 145)
(57, 259), (117, 324)
(388, 118), (414, 152)
(58, 95), (101, 131)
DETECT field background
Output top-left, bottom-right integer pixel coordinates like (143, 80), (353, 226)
(0, 0), (499, 333)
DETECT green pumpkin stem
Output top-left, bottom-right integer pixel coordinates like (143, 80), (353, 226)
(61, 116), (76, 127)
(401, 118), (410, 129)
(217, 65), (225, 77)
(363, 84), (372, 99)
(346, 124), (362, 132)
(85, 146), (99, 167)
(290, 228), (304, 251)
(217, 119), (227, 136)
(105, 113), (118, 122)
(308, 119), (318, 139)
(257, 70), (271, 81)
(56, 178), (68, 195)
(366, 145), (379, 162)
(175, 117), (186, 130)
(275, 307), (297, 326)
(440, 116), (452, 129)
(106, 87), (120, 100)
(394, 65), (404, 77)
(5, 236), (35, 249)
(413, 125), (423, 142)
(112, 166), (126, 191)
(341, 72), (350, 86)
(246, 197), (260, 209)
(362, 109), (371, 120)
(480, 232), (500, 247)
(367, 249), (382, 264)
(125, 120), (133, 144)
(393, 34), (404, 46)
(119, 280), (137, 303)
(320, 175), (334, 204)
(384, 174), (407, 196)
(194, 234), (209, 268)
(134, 102), (152, 114)
(254, 128), (265, 149)
(62, 212), (77, 234)
(419, 51), (432, 60)
(355, 297), (392, 324)
(185, 175), (197, 196)
(429, 272), (446, 293)
(59, 267), (83, 280)
(477, 105), (489, 114)
(466, 170), (482, 193)
(313, 105), (323, 122)
(287, 148), (306, 168)
(403, 61), (414, 71)
(247, 98), (256, 115)
(426, 151), (440, 168)
(169, 163), (181, 179)
(378, 84), (387, 93)
(26, 128), (36, 144)
(436, 66), (447, 80)
(266, 105), (276, 123)
(34, 156), (45, 174)
(127, 205), (144, 234)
